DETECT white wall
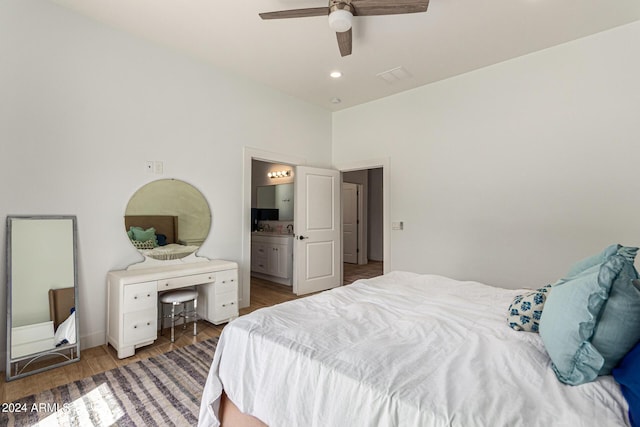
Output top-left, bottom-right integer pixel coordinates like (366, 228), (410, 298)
(0, 0), (332, 365)
(333, 21), (640, 289)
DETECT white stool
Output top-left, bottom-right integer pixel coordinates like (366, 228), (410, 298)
(159, 289), (198, 343)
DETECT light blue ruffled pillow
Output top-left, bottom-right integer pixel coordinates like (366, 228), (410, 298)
(564, 243), (620, 278)
(539, 246), (640, 385)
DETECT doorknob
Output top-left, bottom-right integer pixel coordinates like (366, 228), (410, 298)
(298, 235), (309, 240)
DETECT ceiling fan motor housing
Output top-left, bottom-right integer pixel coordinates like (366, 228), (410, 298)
(329, 2), (354, 33)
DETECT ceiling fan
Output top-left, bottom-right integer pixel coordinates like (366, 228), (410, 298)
(259, 0), (430, 57)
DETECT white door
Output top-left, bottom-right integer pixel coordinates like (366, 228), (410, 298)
(342, 182), (358, 264)
(294, 166), (341, 295)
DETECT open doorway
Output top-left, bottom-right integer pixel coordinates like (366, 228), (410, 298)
(342, 167), (384, 285)
(241, 148), (307, 309)
(250, 159), (296, 289)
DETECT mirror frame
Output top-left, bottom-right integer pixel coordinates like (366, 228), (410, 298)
(5, 215), (80, 381)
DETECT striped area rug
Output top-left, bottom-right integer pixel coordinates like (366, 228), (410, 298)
(3, 337), (218, 427)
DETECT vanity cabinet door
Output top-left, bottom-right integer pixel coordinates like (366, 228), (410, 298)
(267, 242), (289, 278)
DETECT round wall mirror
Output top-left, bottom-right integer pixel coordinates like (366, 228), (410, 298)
(124, 179), (211, 261)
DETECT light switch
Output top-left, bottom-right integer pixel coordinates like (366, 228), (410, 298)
(392, 221), (404, 230)
(154, 161), (164, 174)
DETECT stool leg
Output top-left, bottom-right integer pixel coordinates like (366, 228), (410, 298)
(193, 298), (198, 337)
(160, 303), (164, 336)
(183, 302), (187, 330)
(171, 303), (176, 343)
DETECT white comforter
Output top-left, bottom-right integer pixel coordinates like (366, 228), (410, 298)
(198, 271), (629, 427)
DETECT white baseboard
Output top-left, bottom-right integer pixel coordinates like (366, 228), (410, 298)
(80, 330), (105, 351)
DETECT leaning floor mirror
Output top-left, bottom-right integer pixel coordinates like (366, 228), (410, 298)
(5, 215), (80, 381)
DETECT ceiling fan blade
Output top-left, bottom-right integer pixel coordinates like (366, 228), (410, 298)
(336, 29), (352, 57)
(350, 0), (429, 16)
(259, 7), (329, 20)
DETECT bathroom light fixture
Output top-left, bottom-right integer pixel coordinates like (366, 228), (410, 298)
(267, 170), (291, 179)
(330, 71), (342, 79)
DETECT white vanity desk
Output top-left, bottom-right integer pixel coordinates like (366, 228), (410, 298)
(107, 259), (238, 359)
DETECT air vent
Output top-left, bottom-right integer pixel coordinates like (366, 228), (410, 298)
(376, 66), (412, 84)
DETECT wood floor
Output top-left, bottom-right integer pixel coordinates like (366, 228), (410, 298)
(1, 261), (383, 403)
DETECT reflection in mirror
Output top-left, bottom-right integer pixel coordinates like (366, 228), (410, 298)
(6, 216), (80, 381)
(125, 179), (211, 261)
(256, 183), (294, 221)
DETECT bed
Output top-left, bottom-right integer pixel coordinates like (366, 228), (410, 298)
(124, 215), (199, 260)
(199, 245), (640, 427)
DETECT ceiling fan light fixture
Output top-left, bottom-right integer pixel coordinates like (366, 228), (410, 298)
(328, 9), (353, 33)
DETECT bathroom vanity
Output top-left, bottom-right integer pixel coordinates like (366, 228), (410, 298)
(250, 233), (294, 286)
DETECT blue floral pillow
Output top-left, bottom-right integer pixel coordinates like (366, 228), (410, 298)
(507, 285), (552, 332)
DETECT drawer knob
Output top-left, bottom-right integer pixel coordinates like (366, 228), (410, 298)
(147, 293), (151, 297)
(146, 322), (151, 326)
(134, 296), (138, 299)
(134, 325), (138, 329)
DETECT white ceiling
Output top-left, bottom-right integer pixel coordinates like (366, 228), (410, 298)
(51, 0), (640, 111)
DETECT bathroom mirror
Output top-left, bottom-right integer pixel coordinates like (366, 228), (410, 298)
(6, 215), (80, 381)
(256, 183), (294, 221)
(125, 179), (211, 261)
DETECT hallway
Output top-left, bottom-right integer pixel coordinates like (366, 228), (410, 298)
(343, 260), (384, 285)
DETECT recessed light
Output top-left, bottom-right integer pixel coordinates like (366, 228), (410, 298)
(330, 97), (342, 104)
(330, 71), (342, 79)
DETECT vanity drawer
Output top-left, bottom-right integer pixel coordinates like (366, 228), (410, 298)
(123, 281), (157, 312)
(123, 309), (156, 345)
(215, 270), (238, 294)
(214, 291), (238, 321)
(157, 272), (215, 291)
